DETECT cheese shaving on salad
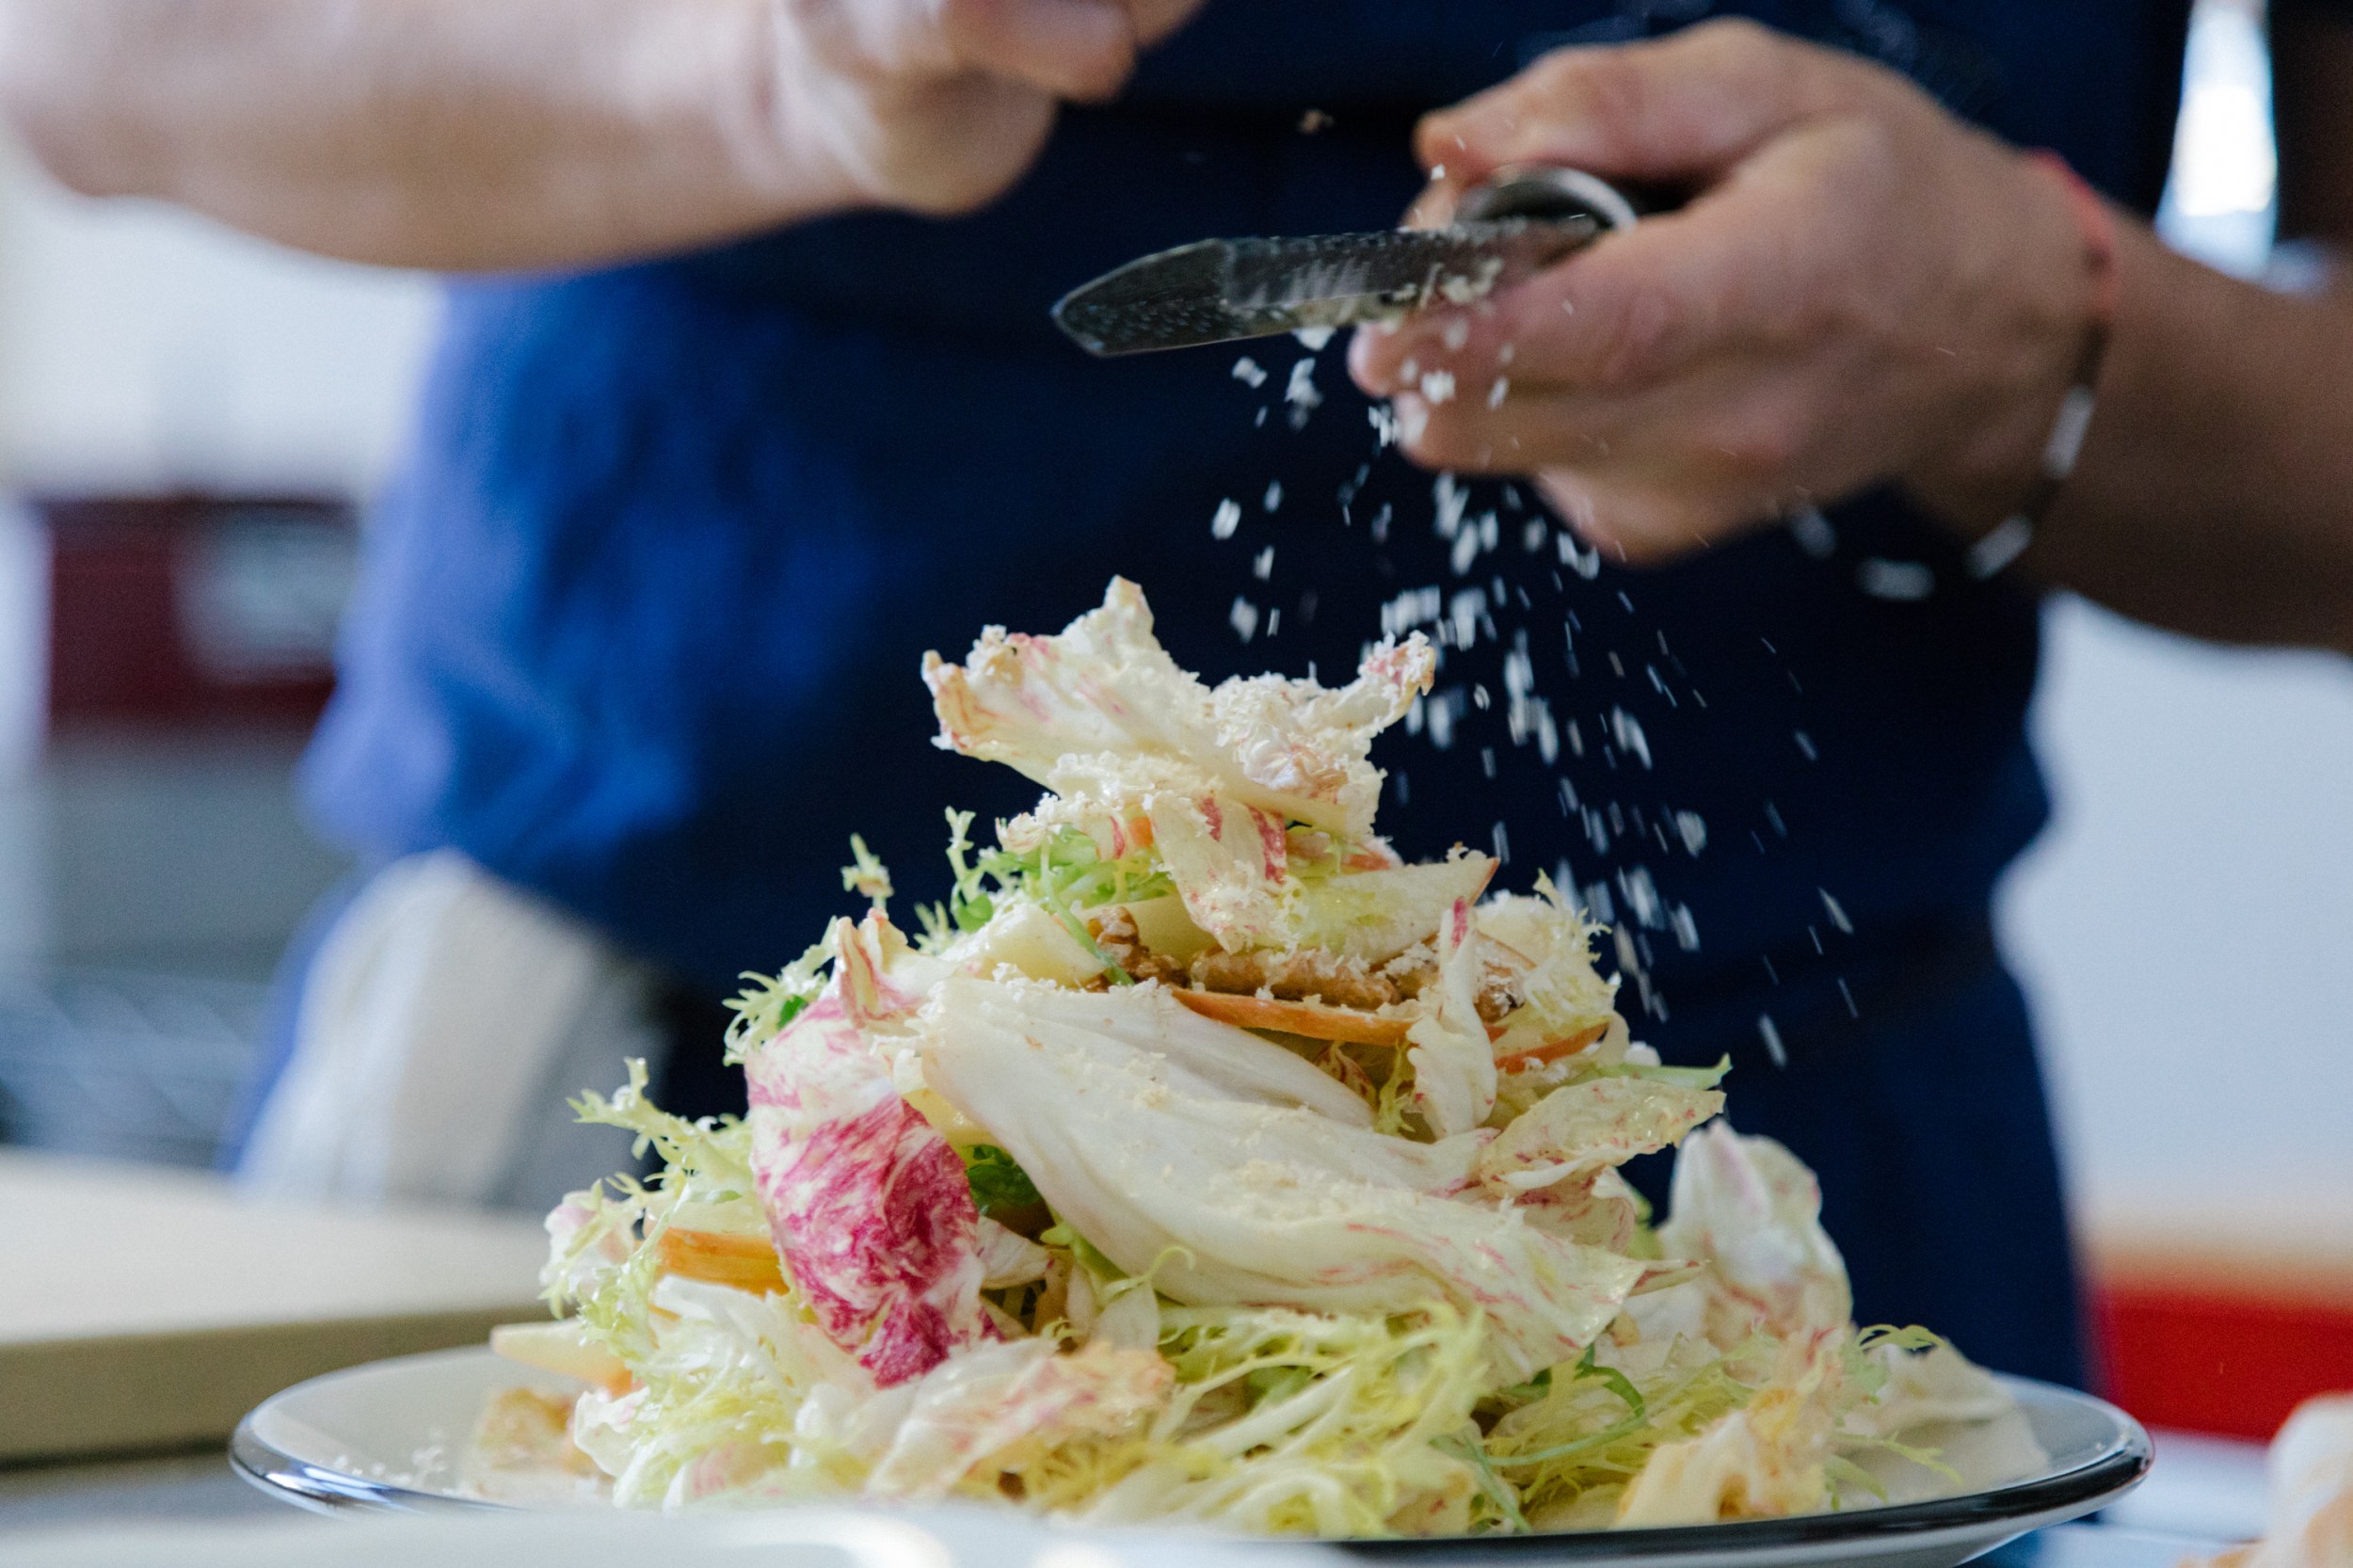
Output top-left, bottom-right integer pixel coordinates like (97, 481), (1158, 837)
(484, 578), (2047, 1536)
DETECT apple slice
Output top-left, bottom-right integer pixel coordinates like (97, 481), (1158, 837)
(656, 1225), (788, 1296)
(1172, 987), (1414, 1047)
(488, 1320), (632, 1395)
(1494, 1022), (1609, 1075)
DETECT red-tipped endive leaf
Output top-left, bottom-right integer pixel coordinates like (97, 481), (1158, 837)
(746, 916), (994, 1385)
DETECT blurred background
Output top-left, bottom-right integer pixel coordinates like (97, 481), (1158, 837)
(0, 0), (2339, 1471)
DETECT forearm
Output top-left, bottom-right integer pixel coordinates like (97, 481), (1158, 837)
(2020, 222), (2353, 652)
(0, 0), (850, 270)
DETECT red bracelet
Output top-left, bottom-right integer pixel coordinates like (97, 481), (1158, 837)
(1965, 150), (2119, 579)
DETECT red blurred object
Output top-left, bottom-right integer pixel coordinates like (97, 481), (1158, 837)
(37, 495), (355, 730)
(2093, 1278), (2353, 1440)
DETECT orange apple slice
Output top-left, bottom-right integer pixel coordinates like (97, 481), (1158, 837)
(1173, 988), (1414, 1047)
(1494, 1022), (1609, 1075)
(656, 1226), (787, 1296)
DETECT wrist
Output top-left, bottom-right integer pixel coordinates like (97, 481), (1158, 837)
(1906, 149), (2118, 564)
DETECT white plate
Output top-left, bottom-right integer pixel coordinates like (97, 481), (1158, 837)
(233, 1346), (2150, 1568)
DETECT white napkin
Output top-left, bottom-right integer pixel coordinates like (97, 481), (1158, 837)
(237, 850), (656, 1211)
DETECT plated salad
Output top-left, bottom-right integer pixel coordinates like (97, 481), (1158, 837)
(479, 578), (2046, 1534)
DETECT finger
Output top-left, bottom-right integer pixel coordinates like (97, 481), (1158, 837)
(1388, 375), (1687, 479)
(1414, 17), (1868, 187)
(1383, 389), (1566, 473)
(942, 0), (1136, 102)
(1351, 147), (1836, 400)
(1401, 176), (1459, 232)
(1391, 365), (1817, 528)
(1349, 216), (1735, 400)
(1535, 471), (1727, 568)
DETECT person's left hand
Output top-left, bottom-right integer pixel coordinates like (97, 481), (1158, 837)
(1346, 19), (2102, 566)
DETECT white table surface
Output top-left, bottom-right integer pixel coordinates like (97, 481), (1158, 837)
(2, 1150), (550, 1462)
(2, 1150), (547, 1342)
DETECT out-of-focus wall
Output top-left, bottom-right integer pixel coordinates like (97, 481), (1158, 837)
(2002, 603), (2353, 1216)
(0, 143), (437, 497)
(0, 152), (441, 1165)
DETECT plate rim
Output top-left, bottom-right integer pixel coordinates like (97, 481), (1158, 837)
(232, 1344), (2153, 1549)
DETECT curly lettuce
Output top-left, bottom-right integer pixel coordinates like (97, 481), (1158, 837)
(486, 580), (2045, 1540)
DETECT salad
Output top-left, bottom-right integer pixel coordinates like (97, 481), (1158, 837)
(478, 577), (2046, 1534)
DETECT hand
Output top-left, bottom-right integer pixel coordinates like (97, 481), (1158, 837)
(1346, 19), (2102, 566)
(775, 0), (1207, 216)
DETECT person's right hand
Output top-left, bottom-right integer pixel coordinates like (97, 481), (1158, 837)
(776, 0), (1206, 216)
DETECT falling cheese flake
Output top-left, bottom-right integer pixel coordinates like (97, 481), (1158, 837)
(1286, 358), (1323, 412)
(1231, 356), (1269, 389)
(1674, 811), (1709, 856)
(1609, 706), (1652, 770)
(1228, 596), (1260, 643)
(1450, 527), (1479, 577)
(1210, 499), (1242, 540)
(1790, 507), (1838, 559)
(1857, 558), (1935, 600)
(1433, 474), (1469, 540)
(1418, 370), (1458, 405)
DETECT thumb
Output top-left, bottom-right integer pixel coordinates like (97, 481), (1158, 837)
(1417, 18), (1869, 188)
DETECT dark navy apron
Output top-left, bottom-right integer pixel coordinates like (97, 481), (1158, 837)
(290, 0), (2195, 1387)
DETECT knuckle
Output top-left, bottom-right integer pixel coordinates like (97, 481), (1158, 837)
(1840, 115), (1908, 189)
(1521, 45), (1647, 152)
(1558, 50), (1649, 131)
(1530, 47), (1589, 89)
(1685, 15), (1776, 53)
(935, 0), (1012, 65)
